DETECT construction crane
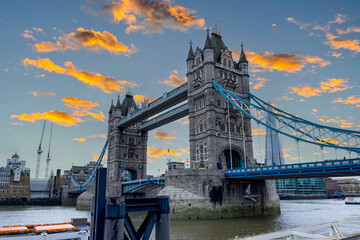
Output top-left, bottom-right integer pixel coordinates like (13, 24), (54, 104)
(35, 120), (46, 179)
(45, 123), (53, 179)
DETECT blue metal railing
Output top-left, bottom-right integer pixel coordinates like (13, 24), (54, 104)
(122, 177), (165, 194)
(117, 83), (187, 126)
(225, 158), (360, 179)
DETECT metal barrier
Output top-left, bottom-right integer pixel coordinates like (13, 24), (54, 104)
(225, 158), (360, 179)
(90, 168), (170, 240)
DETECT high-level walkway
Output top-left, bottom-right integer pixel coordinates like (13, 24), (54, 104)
(117, 83), (187, 129)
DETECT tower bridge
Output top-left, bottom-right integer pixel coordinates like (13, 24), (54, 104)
(73, 27), (360, 219)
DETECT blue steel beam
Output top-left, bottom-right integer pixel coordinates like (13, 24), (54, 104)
(138, 103), (189, 131)
(117, 83), (187, 129)
(225, 158), (360, 180)
(213, 80), (360, 153)
(122, 177), (165, 194)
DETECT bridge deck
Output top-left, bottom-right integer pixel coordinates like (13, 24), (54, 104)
(117, 83), (187, 129)
(225, 158), (360, 180)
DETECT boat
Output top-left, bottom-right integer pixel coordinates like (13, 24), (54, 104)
(345, 197), (360, 205)
(0, 218), (89, 239)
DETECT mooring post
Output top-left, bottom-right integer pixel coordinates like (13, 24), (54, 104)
(155, 196), (170, 240)
(90, 167), (107, 240)
(104, 198), (125, 240)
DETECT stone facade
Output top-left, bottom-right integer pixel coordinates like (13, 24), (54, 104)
(186, 29), (254, 170)
(159, 28), (280, 219)
(107, 92), (148, 182)
(0, 153), (31, 201)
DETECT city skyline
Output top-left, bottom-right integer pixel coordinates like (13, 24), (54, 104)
(1, 1), (360, 177)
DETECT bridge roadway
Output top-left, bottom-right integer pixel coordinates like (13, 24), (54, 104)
(117, 83), (187, 129)
(225, 158), (360, 180)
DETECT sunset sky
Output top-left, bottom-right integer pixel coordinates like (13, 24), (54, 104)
(1, 1), (360, 177)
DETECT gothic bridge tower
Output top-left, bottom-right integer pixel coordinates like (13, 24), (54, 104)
(186, 27), (254, 170)
(159, 28), (280, 219)
(107, 91), (148, 182)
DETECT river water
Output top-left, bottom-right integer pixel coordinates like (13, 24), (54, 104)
(1, 199), (359, 239)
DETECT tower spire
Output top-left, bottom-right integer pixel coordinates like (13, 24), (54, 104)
(204, 27), (212, 50)
(109, 99), (114, 113)
(186, 40), (194, 61)
(238, 42), (248, 63)
(116, 94), (121, 108)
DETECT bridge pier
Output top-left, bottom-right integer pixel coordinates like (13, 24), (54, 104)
(158, 169), (280, 219)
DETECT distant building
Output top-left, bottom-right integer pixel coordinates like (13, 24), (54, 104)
(0, 153), (31, 201)
(276, 178), (326, 196)
(61, 161), (102, 205)
(336, 178), (360, 193)
(30, 179), (50, 199)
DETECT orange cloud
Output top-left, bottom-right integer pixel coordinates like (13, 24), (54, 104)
(73, 138), (86, 142)
(289, 78), (349, 98)
(23, 57), (137, 93)
(159, 69), (187, 87)
(244, 51), (330, 73)
(133, 94), (157, 105)
(325, 33), (360, 53)
(62, 97), (105, 122)
(252, 128), (266, 135)
(336, 26), (360, 35)
(33, 28), (137, 56)
(333, 95), (360, 107)
(176, 117), (189, 125)
(320, 78), (349, 93)
(11, 110), (82, 127)
(101, 0), (205, 34)
(73, 133), (106, 142)
(331, 52), (342, 58)
(318, 116), (355, 129)
(29, 91), (56, 97)
(152, 130), (176, 140)
(289, 84), (322, 98)
(22, 30), (36, 41)
(93, 154), (107, 161)
(274, 95), (294, 102)
(253, 77), (268, 90)
(286, 17), (311, 29)
(147, 147), (183, 158)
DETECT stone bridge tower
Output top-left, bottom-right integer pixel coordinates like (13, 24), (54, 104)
(159, 28), (280, 219)
(186, 27), (254, 170)
(107, 91), (148, 182)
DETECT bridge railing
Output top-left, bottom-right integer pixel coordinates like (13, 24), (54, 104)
(118, 83), (188, 126)
(226, 158), (360, 176)
(122, 177), (165, 186)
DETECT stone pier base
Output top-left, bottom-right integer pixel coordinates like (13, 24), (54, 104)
(158, 169), (280, 219)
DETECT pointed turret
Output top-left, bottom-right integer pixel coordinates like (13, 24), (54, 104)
(115, 95), (121, 108)
(203, 27), (212, 50)
(238, 42), (248, 64)
(203, 27), (214, 63)
(108, 99), (115, 114)
(186, 40), (194, 61)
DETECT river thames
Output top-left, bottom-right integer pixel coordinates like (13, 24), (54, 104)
(1, 199), (359, 239)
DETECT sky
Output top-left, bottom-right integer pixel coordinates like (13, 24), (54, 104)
(1, 0), (360, 178)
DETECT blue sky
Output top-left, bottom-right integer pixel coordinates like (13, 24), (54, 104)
(1, 0), (360, 177)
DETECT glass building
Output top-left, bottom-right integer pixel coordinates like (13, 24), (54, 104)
(276, 178), (326, 195)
